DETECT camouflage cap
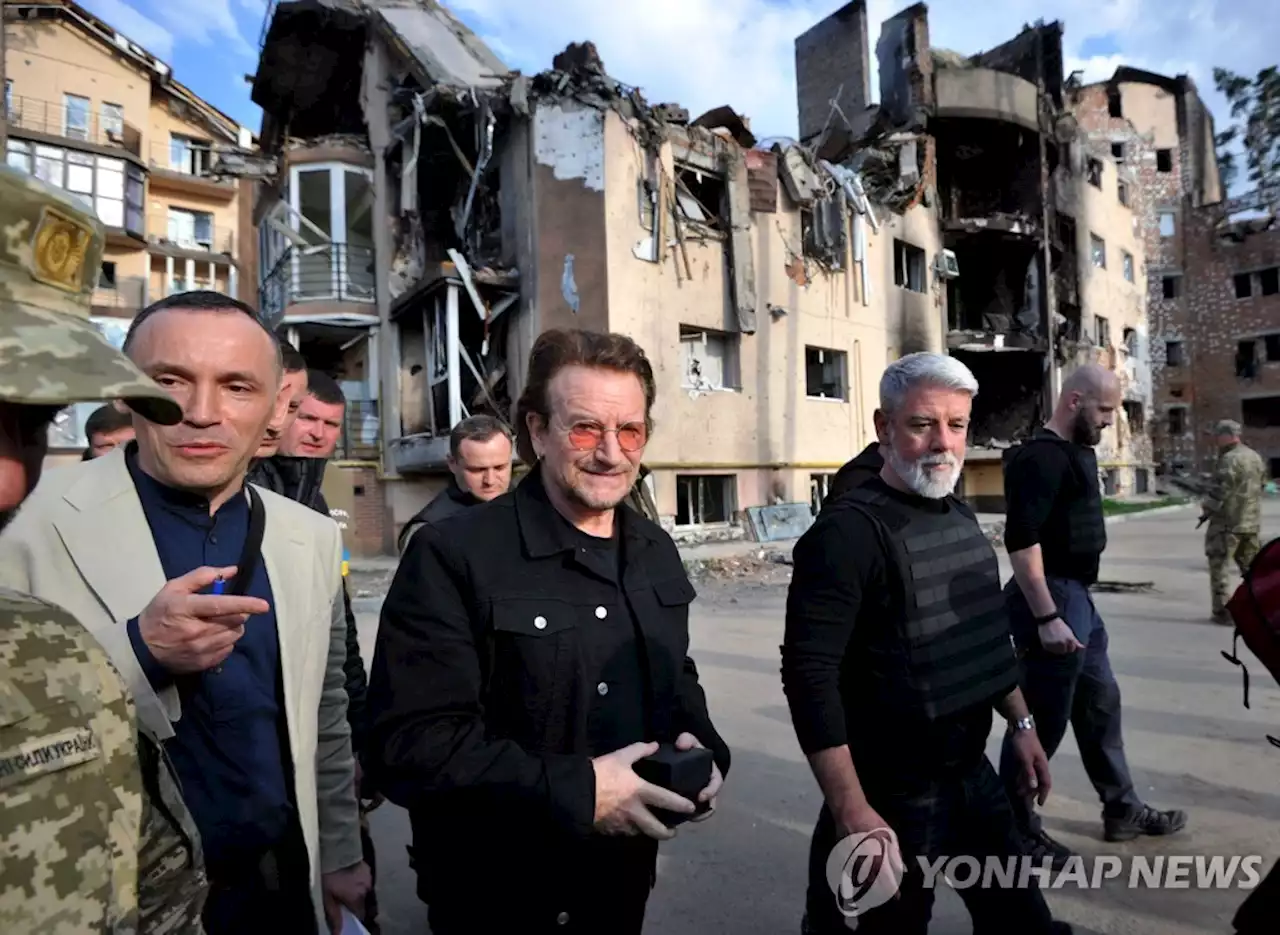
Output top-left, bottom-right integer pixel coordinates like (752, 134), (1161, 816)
(0, 165), (181, 425)
(1215, 419), (1242, 436)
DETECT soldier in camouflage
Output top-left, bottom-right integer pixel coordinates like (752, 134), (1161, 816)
(0, 164), (208, 933)
(1201, 419), (1268, 622)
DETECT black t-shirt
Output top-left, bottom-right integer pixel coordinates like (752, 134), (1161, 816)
(782, 477), (996, 789)
(1003, 430), (1103, 584)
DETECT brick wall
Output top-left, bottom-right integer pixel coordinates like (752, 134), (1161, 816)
(794, 1), (870, 143)
(349, 466), (391, 556)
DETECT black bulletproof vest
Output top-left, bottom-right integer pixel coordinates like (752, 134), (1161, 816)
(1005, 436), (1107, 560)
(836, 487), (1020, 721)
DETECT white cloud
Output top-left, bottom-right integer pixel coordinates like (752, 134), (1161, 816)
(79, 0), (175, 61)
(145, 0), (258, 60)
(447, 0), (1275, 147)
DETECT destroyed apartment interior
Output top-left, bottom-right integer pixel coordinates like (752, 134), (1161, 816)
(245, 0), (1156, 551)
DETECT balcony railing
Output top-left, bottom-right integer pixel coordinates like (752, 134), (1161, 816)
(147, 139), (228, 181)
(335, 399), (381, 461)
(260, 243), (377, 320)
(145, 215), (235, 255)
(91, 275), (148, 311)
(3, 95), (142, 157)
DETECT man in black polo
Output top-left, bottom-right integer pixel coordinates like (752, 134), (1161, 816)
(367, 328), (729, 934)
(1000, 363), (1186, 867)
(783, 352), (1067, 935)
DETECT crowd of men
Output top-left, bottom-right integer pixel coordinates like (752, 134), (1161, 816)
(1, 166), (1276, 935)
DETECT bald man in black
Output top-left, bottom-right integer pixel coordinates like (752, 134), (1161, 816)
(999, 364), (1186, 867)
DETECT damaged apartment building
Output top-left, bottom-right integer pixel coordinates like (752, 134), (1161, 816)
(1071, 69), (1280, 479)
(797, 1), (1155, 507)
(249, 0), (948, 553)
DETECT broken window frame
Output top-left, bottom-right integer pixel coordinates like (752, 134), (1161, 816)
(804, 345), (849, 401)
(1238, 340), (1259, 379)
(679, 325), (740, 392)
(810, 473), (835, 516)
(1162, 274), (1182, 299)
(672, 162), (728, 238)
(893, 239), (926, 293)
(1261, 268), (1279, 296)
(1122, 250), (1134, 283)
(1123, 399), (1145, 432)
(675, 474), (736, 527)
(1093, 314), (1111, 348)
(1265, 334), (1280, 362)
(1156, 149), (1174, 173)
(1086, 157), (1103, 189)
(1117, 179), (1130, 207)
(1235, 273), (1254, 299)
(1243, 395), (1280, 429)
(1123, 327), (1139, 357)
(1168, 406), (1188, 435)
(1159, 211), (1176, 238)
(1165, 339), (1186, 367)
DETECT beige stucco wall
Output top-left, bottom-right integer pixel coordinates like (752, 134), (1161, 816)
(1117, 82), (1180, 150)
(600, 111), (912, 518)
(4, 18), (151, 150)
(1059, 147), (1152, 473)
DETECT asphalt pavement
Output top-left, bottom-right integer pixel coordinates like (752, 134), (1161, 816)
(354, 500), (1280, 935)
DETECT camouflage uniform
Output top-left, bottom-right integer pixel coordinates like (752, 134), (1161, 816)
(1203, 420), (1268, 615)
(0, 164), (207, 933)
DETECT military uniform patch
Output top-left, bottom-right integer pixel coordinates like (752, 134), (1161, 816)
(30, 206), (92, 292)
(0, 725), (100, 791)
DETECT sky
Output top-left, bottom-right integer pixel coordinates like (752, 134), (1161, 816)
(79, 0), (1272, 182)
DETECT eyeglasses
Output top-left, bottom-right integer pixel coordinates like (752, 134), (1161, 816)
(565, 420), (648, 452)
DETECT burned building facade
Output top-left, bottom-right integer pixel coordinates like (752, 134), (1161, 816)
(797, 1), (1155, 509)
(1072, 69), (1280, 479)
(250, 0), (943, 553)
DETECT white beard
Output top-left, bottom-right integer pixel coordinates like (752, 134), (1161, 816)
(884, 446), (962, 500)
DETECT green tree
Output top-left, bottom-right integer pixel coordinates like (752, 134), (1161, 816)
(1213, 66), (1280, 190)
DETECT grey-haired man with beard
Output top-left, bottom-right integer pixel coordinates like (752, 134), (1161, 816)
(782, 353), (1067, 935)
(999, 363), (1186, 869)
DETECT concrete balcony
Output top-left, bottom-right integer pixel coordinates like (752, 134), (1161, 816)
(934, 67), (1041, 132)
(146, 140), (238, 200)
(4, 95), (144, 161)
(259, 243), (377, 326)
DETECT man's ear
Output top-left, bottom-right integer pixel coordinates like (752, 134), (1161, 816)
(525, 411), (546, 459)
(873, 408), (890, 445)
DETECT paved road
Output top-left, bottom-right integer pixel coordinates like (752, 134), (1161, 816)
(355, 501), (1280, 935)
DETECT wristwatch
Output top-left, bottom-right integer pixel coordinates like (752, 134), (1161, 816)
(1011, 715), (1036, 732)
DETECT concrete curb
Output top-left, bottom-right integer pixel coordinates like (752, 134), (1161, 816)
(1102, 501), (1196, 525)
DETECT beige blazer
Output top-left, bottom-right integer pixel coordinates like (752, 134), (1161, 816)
(0, 446), (362, 927)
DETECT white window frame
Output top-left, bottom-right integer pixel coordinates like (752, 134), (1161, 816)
(64, 93), (90, 140)
(287, 162), (375, 302)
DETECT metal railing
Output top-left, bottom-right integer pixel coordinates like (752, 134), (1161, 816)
(148, 139), (225, 180)
(334, 399), (381, 461)
(145, 214), (235, 254)
(3, 95), (142, 156)
(259, 243), (377, 318)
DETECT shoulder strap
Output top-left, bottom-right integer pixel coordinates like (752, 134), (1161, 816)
(227, 486), (266, 596)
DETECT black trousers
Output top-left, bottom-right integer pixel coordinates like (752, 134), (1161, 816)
(1000, 577), (1142, 835)
(804, 758), (1057, 935)
(201, 825), (316, 935)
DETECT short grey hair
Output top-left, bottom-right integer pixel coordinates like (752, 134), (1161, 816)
(879, 352), (979, 414)
(449, 413), (514, 459)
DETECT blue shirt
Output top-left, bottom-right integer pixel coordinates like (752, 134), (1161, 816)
(123, 448), (291, 867)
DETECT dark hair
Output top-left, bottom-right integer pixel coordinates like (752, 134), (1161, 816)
(306, 369), (346, 406)
(84, 403), (133, 439)
(123, 291), (279, 367)
(513, 329), (656, 465)
(279, 339), (307, 374)
(449, 413), (513, 459)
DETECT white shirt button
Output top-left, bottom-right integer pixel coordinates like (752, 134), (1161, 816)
(597, 682), (609, 696)
(557, 911), (570, 924)
(595, 606), (607, 619)
(534, 615), (548, 630)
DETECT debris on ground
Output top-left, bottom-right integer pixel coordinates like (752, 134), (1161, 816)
(1090, 580), (1156, 593)
(684, 548), (794, 583)
(982, 521), (1005, 547)
(347, 567), (396, 600)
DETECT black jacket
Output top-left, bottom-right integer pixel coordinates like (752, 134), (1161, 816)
(396, 480), (481, 553)
(366, 465), (730, 930)
(247, 455), (369, 757)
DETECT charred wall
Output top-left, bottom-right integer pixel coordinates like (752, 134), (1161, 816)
(795, 1), (871, 144)
(972, 21), (1063, 108)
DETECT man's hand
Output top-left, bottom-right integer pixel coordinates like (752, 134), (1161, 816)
(833, 804), (905, 903)
(137, 566), (270, 673)
(322, 862), (371, 935)
(674, 732), (723, 821)
(1038, 616), (1084, 655)
(1009, 727), (1052, 806)
(591, 741), (696, 840)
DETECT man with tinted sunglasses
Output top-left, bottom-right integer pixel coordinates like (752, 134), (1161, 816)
(366, 327), (730, 935)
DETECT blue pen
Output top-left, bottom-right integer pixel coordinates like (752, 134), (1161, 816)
(211, 578), (226, 595)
